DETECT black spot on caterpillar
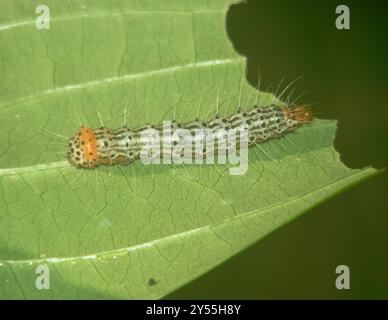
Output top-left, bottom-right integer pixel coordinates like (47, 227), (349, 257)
(67, 104), (313, 168)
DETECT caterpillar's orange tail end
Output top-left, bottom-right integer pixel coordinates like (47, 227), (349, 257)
(294, 105), (313, 123)
(283, 105), (313, 124)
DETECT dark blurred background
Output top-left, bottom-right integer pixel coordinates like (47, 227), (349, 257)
(168, 0), (387, 299)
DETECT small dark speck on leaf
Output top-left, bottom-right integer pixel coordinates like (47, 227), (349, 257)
(147, 278), (157, 286)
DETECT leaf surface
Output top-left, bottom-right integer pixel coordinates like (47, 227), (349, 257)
(0, 0), (376, 299)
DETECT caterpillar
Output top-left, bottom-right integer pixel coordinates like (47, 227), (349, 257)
(67, 104), (313, 169)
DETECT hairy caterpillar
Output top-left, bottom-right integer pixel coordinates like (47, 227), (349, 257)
(67, 104), (313, 169)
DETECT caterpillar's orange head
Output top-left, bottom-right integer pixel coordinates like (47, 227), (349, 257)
(67, 127), (99, 168)
(283, 105), (313, 124)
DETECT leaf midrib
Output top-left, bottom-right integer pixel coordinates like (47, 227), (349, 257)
(0, 120), (335, 176)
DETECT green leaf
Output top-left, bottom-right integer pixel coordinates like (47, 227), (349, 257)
(0, 0), (377, 299)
